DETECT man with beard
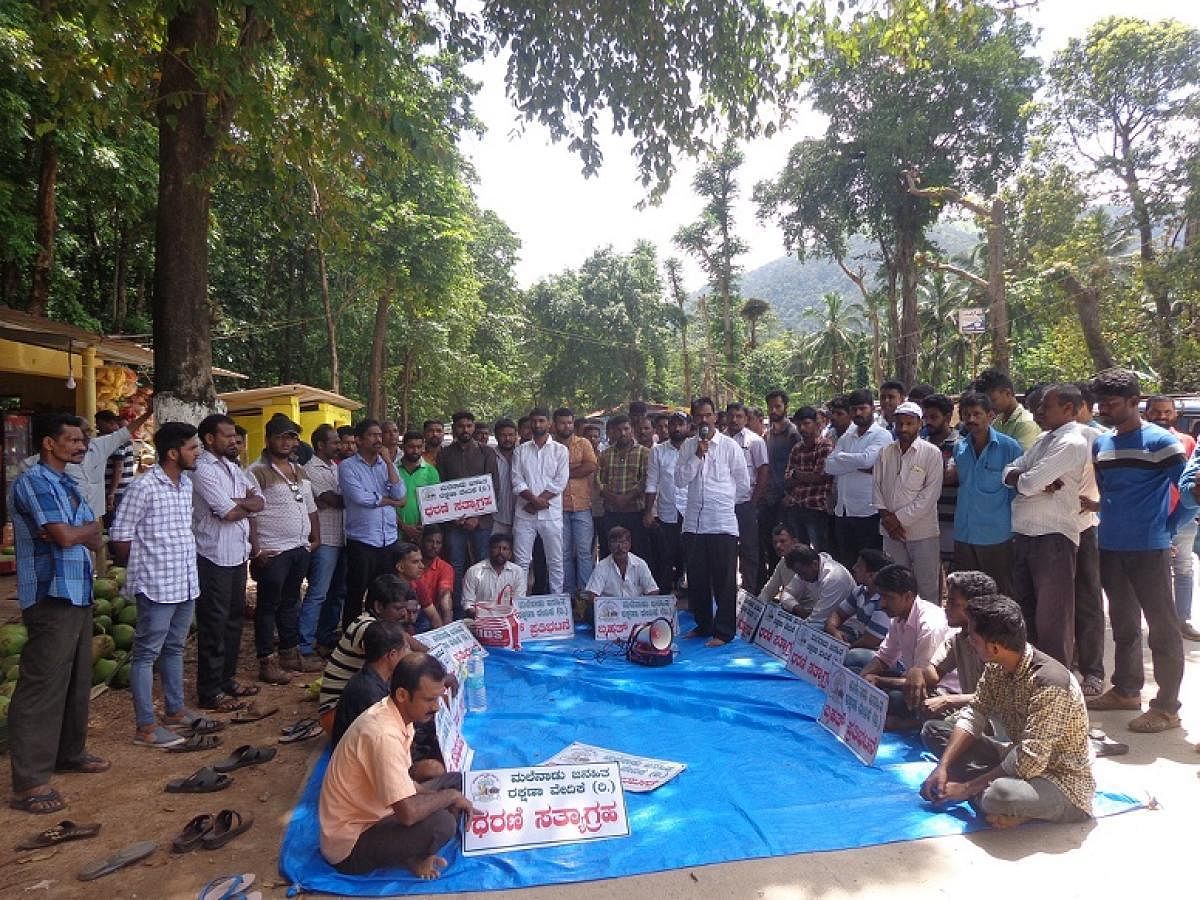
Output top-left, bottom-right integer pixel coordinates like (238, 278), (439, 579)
(825, 389), (892, 569)
(422, 419), (444, 467)
(554, 407), (598, 596)
(337, 425), (357, 461)
(727, 402), (769, 593)
(397, 430), (440, 545)
(759, 390), (799, 588)
(491, 418), (519, 537)
(462, 532), (527, 612)
(438, 411), (501, 610)
(512, 408), (569, 593)
(598, 415), (651, 562)
(192, 413), (265, 711)
(644, 412), (691, 594)
(302, 424), (347, 658)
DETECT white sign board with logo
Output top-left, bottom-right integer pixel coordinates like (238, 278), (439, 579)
(463, 763), (630, 855)
(421, 620), (487, 681)
(736, 591), (767, 643)
(517, 594), (575, 642)
(593, 595), (678, 642)
(817, 665), (889, 765)
(418, 475), (497, 525)
(540, 742), (685, 793)
(753, 603), (803, 661)
(786, 623), (848, 690)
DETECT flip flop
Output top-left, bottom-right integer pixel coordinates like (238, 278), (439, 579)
(197, 872), (255, 900)
(77, 840), (156, 881)
(230, 702), (278, 725)
(166, 715), (227, 736)
(200, 809), (254, 850)
(55, 754), (111, 774)
(15, 820), (101, 850)
(200, 694), (248, 713)
(212, 745), (277, 774)
(165, 767), (234, 794)
(279, 718), (320, 743)
(9, 788), (66, 815)
(171, 814), (216, 853)
(1088, 728), (1130, 758)
(168, 733), (222, 754)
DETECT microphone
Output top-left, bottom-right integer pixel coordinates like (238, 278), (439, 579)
(697, 424), (713, 441)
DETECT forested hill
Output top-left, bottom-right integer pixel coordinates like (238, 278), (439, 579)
(717, 220), (982, 331)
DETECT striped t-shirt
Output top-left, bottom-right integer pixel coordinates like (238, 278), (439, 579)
(1093, 423), (1186, 551)
(318, 614), (375, 712)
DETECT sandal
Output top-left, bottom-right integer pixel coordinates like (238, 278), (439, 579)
(165, 767), (234, 794)
(77, 840), (156, 881)
(55, 754), (111, 774)
(200, 809), (254, 850)
(165, 714), (228, 736)
(213, 745), (277, 773)
(15, 819), (101, 850)
(170, 814), (215, 853)
(200, 694), (248, 713)
(231, 702), (278, 725)
(225, 681), (260, 698)
(168, 732), (223, 753)
(198, 873), (256, 900)
(9, 789), (66, 815)
(1128, 708), (1181, 734)
(279, 717), (320, 743)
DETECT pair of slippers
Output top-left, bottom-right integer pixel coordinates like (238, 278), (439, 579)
(279, 717), (322, 743)
(198, 872), (260, 900)
(165, 745), (276, 793)
(171, 809), (254, 853)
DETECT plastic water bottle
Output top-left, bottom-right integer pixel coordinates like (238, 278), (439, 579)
(465, 654), (487, 712)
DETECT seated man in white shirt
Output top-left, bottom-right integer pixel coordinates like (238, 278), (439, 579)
(582, 526), (660, 601)
(462, 532), (527, 615)
(779, 544), (856, 624)
(844, 563), (955, 729)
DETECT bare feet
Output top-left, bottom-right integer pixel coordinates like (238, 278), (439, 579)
(985, 813), (1030, 830)
(408, 854), (447, 880)
(704, 637), (728, 648)
(683, 627), (707, 640)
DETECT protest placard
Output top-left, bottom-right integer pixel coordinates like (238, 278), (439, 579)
(593, 595), (678, 642)
(735, 591), (767, 643)
(540, 742), (686, 792)
(435, 695), (474, 774)
(418, 475), (497, 525)
(463, 763), (630, 855)
(817, 666), (888, 765)
(421, 620), (487, 680)
(517, 594), (575, 642)
(752, 603), (803, 661)
(786, 623), (847, 690)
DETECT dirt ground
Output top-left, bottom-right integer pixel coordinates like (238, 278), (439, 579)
(1, 573), (1197, 900)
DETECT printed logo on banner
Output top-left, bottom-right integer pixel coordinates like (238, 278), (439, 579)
(421, 620), (487, 681)
(593, 595), (678, 642)
(463, 763), (631, 855)
(735, 591), (767, 643)
(817, 665), (889, 766)
(787, 623), (847, 690)
(418, 475), (498, 525)
(752, 604), (802, 661)
(540, 742), (686, 792)
(517, 594), (575, 642)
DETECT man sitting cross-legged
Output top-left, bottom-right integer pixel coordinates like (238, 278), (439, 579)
(824, 548), (894, 651)
(320, 653), (475, 879)
(843, 564), (954, 729)
(916, 570), (998, 730)
(582, 525), (660, 601)
(920, 594), (1093, 829)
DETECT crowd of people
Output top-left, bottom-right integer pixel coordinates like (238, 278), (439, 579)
(6, 365), (1200, 878)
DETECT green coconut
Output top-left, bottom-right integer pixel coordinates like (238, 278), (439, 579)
(113, 650), (129, 665)
(92, 597), (113, 618)
(92, 657), (118, 686)
(91, 634), (116, 660)
(5, 664), (18, 683)
(92, 578), (119, 600)
(0, 680), (14, 697)
(110, 596), (126, 616)
(117, 605), (138, 627)
(111, 663), (131, 690)
(0, 694), (10, 720)
(112, 623), (135, 652)
(109, 566), (126, 588)
(0, 624), (28, 658)
(93, 615), (113, 635)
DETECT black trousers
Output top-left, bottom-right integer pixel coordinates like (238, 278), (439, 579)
(1073, 526), (1105, 681)
(196, 555), (247, 704)
(648, 517), (684, 594)
(250, 546), (309, 657)
(686, 532), (739, 642)
(333, 772), (463, 874)
(343, 539), (400, 629)
(604, 510), (650, 562)
(735, 501), (761, 594)
(9, 598), (93, 792)
(756, 500), (784, 590)
(832, 513), (882, 569)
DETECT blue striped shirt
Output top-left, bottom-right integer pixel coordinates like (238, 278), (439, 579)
(1094, 423), (1186, 551)
(11, 462), (96, 610)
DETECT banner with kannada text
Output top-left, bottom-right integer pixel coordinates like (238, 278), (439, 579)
(753, 603), (803, 661)
(418, 475), (498, 525)
(593, 595), (678, 642)
(817, 665), (889, 766)
(517, 594), (576, 642)
(540, 742), (685, 792)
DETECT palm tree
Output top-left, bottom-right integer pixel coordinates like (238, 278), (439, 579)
(801, 292), (865, 396)
(740, 297), (772, 349)
(917, 270), (970, 390)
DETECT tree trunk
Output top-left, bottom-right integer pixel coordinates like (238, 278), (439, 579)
(666, 262), (692, 399)
(315, 241), (339, 393)
(112, 222), (128, 333)
(698, 293), (714, 400)
(987, 199), (1010, 374)
(896, 225), (919, 389)
(152, 2), (220, 422)
(367, 287), (392, 419)
(28, 131), (57, 317)
(399, 344), (414, 431)
(1057, 270), (1116, 372)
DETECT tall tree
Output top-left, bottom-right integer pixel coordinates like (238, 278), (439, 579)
(1046, 16), (1200, 388)
(663, 257), (694, 399)
(802, 292), (864, 396)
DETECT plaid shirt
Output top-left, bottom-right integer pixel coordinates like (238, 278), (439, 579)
(110, 465), (199, 604)
(598, 443), (649, 510)
(783, 437), (833, 511)
(956, 645), (1094, 814)
(10, 462), (96, 609)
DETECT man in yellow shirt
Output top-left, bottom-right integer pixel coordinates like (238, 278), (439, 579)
(319, 653), (474, 879)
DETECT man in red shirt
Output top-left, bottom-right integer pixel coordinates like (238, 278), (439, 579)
(1145, 396), (1199, 640)
(413, 527), (454, 626)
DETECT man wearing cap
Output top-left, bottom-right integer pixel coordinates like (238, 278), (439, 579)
(248, 416), (322, 683)
(872, 401), (944, 605)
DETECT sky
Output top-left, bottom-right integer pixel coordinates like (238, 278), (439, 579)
(459, 1), (1200, 293)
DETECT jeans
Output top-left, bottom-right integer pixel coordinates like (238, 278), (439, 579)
(195, 556), (247, 704)
(130, 595), (195, 729)
(790, 506), (830, 555)
(561, 509), (595, 594)
(250, 546), (309, 658)
(301, 544), (343, 654)
(882, 534), (942, 606)
(1172, 518), (1197, 622)
(446, 524), (492, 606)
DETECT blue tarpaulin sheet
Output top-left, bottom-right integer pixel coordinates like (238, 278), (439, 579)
(280, 616), (1142, 895)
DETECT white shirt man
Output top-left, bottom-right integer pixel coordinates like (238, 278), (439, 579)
(462, 557), (527, 611)
(646, 439), (687, 524)
(780, 549), (856, 624)
(511, 412), (570, 593)
(872, 402), (944, 605)
(584, 527), (659, 598)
